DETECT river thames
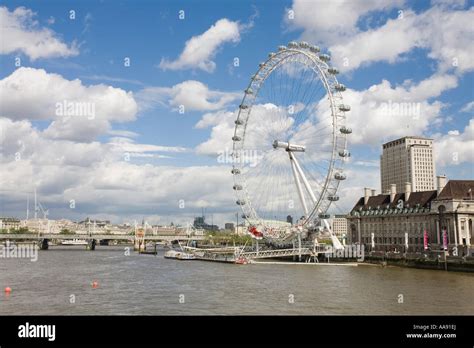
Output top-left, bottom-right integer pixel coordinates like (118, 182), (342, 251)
(1, 246), (473, 315)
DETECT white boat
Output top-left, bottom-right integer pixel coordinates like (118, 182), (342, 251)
(164, 250), (179, 259)
(164, 250), (195, 260)
(61, 239), (88, 246)
(176, 252), (195, 260)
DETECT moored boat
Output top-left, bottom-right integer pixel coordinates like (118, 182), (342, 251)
(62, 239), (88, 245)
(176, 252), (195, 260)
(164, 249), (195, 260)
(164, 250), (179, 259)
(235, 256), (248, 265)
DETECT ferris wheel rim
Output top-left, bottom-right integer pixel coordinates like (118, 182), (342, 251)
(231, 42), (350, 238)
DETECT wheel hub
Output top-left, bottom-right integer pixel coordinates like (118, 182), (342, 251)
(272, 140), (305, 152)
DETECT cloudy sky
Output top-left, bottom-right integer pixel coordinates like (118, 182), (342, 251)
(0, 0), (473, 227)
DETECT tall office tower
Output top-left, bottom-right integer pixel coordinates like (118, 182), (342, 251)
(380, 136), (435, 193)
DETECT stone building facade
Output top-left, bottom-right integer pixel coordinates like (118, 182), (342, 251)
(0, 217), (21, 231)
(331, 214), (348, 239)
(347, 180), (473, 256)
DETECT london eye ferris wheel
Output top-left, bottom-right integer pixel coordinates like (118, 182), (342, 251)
(231, 41), (351, 247)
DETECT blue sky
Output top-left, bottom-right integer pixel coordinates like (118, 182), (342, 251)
(0, 0), (473, 226)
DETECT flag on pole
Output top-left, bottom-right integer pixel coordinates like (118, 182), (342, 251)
(423, 229), (429, 250)
(371, 232), (375, 248)
(442, 229), (448, 250)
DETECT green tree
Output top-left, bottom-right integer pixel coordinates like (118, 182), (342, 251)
(60, 228), (74, 234)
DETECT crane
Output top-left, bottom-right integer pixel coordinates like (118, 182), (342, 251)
(34, 188), (49, 219)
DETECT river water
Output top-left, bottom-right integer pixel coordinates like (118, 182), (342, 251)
(0, 246), (473, 315)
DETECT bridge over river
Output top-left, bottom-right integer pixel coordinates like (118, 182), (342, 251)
(0, 233), (204, 251)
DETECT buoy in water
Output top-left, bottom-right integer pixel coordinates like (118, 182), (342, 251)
(91, 281), (98, 289)
(4, 287), (12, 294)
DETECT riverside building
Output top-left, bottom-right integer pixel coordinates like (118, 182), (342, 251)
(347, 178), (474, 256)
(380, 136), (435, 193)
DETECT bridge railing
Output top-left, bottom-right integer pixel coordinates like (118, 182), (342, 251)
(0, 233), (204, 241)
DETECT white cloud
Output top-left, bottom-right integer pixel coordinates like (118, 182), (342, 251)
(137, 80), (240, 112)
(329, 10), (421, 72)
(0, 117), (108, 169)
(434, 119), (474, 167)
(332, 165), (380, 212)
(331, 6), (474, 73)
(461, 101), (474, 113)
(195, 109), (236, 156)
(314, 73), (458, 145)
(108, 137), (187, 154)
(159, 18), (241, 72)
(82, 74), (145, 86)
(286, 0), (404, 44)
(0, 69), (233, 223)
(0, 117), (235, 225)
(419, 6), (474, 73)
(0, 6), (78, 60)
(107, 129), (140, 138)
(0, 67), (138, 141)
(431, 0), (467, 9)
(287, 1), (474, 74)
(82, 13), (93, 35)
(0, 118), (187, 170)
(195, 110), (234, 129)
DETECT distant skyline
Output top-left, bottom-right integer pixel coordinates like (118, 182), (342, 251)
(0, 0), (473, 227)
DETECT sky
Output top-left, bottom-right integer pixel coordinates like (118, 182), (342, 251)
(0, 0), (473, 227)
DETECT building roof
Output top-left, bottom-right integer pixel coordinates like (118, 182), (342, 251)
(382, 136), (433, 147)
(407, 190), (438, 206)
(437, 180), (474, 200)
(350, 190), (437, 214)
(349, 180), (474, 217)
